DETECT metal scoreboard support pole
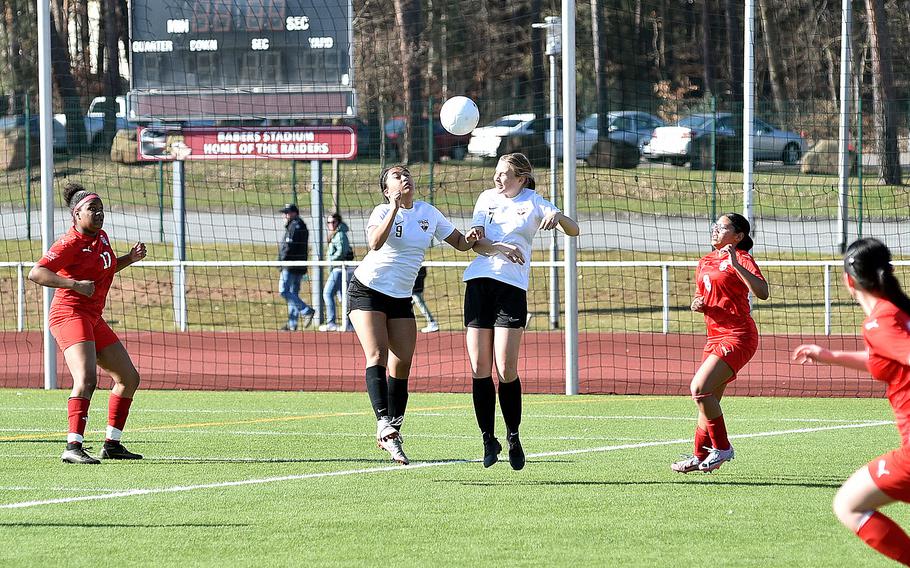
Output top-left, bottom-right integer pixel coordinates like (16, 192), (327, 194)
(562, 1), (578, 395)
(311, 161), (325, 323)
(37, 0), (57, 389)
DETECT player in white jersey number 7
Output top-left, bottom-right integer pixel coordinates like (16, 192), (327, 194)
(348, 164), (517, 465)
(464, 153), (580, 470)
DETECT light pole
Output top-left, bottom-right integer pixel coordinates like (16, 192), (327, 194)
(532, 15), (561, 330)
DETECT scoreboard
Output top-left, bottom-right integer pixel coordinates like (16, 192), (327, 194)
(128, 0), (354, 121)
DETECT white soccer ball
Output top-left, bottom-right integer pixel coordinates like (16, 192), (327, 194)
(439, 96), (480, 136)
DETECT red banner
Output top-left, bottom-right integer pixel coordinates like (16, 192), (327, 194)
(137, 126), (357, 161)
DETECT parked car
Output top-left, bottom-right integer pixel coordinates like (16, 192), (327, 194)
(643, 112), (807, 166)
(384, 116), (470, 161)
(0, 114), (68, 152)
(581, 111), (665, 151)
(53, 95), (131, 149)
(467, 113), (596, 161)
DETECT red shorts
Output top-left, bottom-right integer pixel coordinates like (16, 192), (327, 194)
(702, 334), (758, 382)
(49, 310), (119, 352)
(867, 446), (910, 503)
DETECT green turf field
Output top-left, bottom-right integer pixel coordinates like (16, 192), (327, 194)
(0, 389), (906, 567)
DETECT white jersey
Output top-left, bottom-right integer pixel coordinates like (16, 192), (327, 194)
(463, 188), (560, 291)
(354, 200), (456, 298)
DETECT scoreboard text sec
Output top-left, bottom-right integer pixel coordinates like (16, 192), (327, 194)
(129, 0), (352, 93)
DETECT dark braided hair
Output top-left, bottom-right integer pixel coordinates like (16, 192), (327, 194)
(62, 182), (94, 209)
(844, 238), (910, 317)
(723, 212), (754, 251)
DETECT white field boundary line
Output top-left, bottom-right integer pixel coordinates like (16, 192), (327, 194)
(0, 420), (893, 510)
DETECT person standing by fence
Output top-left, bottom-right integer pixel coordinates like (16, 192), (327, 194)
(319, 212), (355, 332)
(278, 204), (315, 331)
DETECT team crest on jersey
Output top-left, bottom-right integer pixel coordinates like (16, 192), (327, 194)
(865, 319), (879, 330)
(100, 235), (109, 247)
(719, 260), (730, 272)
(515, 204), (532, 217)
(418, 219), (429, 232)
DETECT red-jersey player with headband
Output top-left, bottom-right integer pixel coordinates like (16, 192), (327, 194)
(29, 182), (147, 464)
(793, 238), (910, 566)
(671, 213), (769, 474)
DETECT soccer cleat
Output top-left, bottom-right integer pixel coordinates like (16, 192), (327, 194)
(378, 433), (409, 465)
(61, 444), (101, 465)
(318, 322), (339, 332)
(507, 432), (525, 471)
(698, 445), (735, 472)
(670, 454), (702, 474)
(421, 321), (440, 333)
(100, 440), (143, 460)
(482, 433), (502, 468)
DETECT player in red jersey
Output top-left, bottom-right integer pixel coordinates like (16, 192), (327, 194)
(793, 238), (910, 566)
(671, 213), (769, 474)
(28, 182), (147, 464)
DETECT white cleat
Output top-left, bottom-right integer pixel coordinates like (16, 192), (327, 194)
(376, 417), (409, 465)
(421, 321), (440, 333)
(670, 454), (702, 474)
(698, 446), (734, 472)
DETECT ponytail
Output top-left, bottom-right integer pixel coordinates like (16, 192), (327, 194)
(879, 268), (910, 318)
(845, 237), (910, 317)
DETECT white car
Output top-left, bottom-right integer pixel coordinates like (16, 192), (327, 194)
(467, 113), (595, 160)
(643, 113), (807, 166)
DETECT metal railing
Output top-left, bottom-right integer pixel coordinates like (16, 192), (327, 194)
(7, 259), (904, 337)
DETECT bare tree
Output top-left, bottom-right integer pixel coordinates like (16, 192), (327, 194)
(864, 0), (902, 185)
(757, 0), (788, 116)
(591, 0), (608, 139)
(393, 0), (423, 163)
(50, 0), (87, 149)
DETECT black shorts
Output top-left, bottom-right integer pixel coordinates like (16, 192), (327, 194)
(347, 277), (415, 319)
(464, 277), (527, 329)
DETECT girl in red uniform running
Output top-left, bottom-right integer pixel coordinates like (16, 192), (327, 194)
(671, 213), (769, 474)
(29, 182), (147, 464)
(793, 238), (910, 566)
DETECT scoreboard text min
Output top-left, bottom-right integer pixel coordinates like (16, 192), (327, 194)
(128, 0), (354, 120)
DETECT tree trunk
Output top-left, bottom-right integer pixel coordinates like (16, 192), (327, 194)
(50, 0), (87, 149)
(723, 0), (743, 103)
(591, 0), (609, 140)
(757, 0), (788, 116)
(530, 0), (546, 121)
(96, 0), (122, 148)
(701, 0), (714, 97)
(393, 0), (423, 163)
(864, 0), (902, 185)
(3, 0), (27, 113)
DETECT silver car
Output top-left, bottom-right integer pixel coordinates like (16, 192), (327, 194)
(643, 112), (807, 166)
(581, 111), (665, 151)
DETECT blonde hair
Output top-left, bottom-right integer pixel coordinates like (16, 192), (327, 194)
(498, 153), (535, 189)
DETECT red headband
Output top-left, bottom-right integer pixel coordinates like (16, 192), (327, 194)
(72, 193), (100, 212)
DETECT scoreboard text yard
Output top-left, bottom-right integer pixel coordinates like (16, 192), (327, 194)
(128, 0), (354, 121)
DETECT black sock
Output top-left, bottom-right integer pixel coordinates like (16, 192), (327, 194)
(472, 376), (496, 437)
(388, 376), (409, 431)
(498, 377), (522, 435)
(365, 365), (389, 420)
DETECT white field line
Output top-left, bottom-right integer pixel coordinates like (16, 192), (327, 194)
(0, 420), (893, 510)
(410, 413), (889, 424)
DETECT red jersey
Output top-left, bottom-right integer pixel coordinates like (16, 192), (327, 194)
(36, 227), (117, 318)
(862, 299), (910, 447)
(695, 248), (765, 336)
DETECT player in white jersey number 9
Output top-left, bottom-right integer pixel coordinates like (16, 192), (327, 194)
(348, 164), (502, 465)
